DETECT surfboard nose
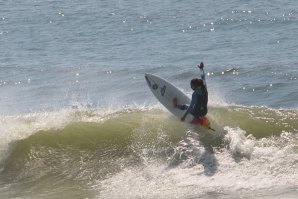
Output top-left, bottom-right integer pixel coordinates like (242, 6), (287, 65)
(145, 73), (152, 87)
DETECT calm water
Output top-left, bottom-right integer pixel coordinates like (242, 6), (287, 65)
(0, 0), (298, 198)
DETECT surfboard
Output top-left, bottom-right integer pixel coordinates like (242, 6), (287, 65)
(145, 73), (194, 123)
(145, 73), (211, 127)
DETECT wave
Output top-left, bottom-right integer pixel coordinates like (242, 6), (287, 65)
(0, 107), (183, 182)
(0, 105), (297, 198)
(209, 105), (298, 138)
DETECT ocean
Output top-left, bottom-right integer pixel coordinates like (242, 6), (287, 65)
(0, 0), (298, 198)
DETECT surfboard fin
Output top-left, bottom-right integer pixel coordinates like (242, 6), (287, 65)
(207, 126), (216, 131)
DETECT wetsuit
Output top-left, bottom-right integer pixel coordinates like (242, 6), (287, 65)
(179, 69), (208, 119)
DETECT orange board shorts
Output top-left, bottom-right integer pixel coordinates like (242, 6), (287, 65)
(191, 116), (210, 127)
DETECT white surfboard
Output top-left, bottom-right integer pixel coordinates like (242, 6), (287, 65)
(145, 73), (194, 123)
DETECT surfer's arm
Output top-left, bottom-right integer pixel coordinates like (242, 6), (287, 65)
(200, 68), (206, 85)
(198, 62), (207, 87)
(181, 108), (189, 121)
(181, 92), (197, 121)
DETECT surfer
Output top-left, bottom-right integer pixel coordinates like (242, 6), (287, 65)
(174, 62), (208, 124)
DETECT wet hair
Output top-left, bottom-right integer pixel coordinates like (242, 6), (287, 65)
(190, 78), (203, 88)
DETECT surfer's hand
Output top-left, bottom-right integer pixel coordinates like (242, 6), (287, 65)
(198, 62), (204, 69)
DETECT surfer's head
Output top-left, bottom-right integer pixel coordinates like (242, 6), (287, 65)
(190, 78), (203, 90)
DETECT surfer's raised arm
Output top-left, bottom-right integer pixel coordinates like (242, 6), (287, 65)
(198, 62), (207, 88)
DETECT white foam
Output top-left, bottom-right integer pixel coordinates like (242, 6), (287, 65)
(96, 127), (298, 198)
(224, 126), (255, 159)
